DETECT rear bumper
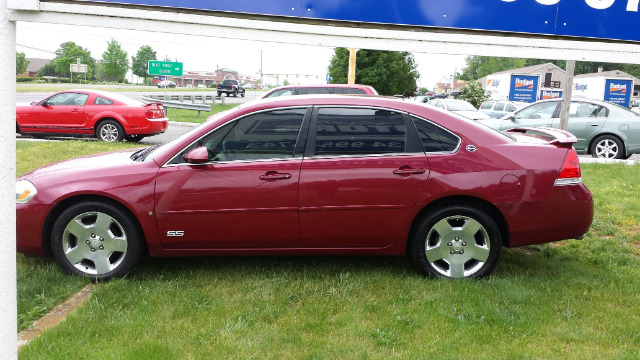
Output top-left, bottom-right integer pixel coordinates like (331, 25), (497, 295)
(498, 183), (594, 247)
(129, 119), (168, 136)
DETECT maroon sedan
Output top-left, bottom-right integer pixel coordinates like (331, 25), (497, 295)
(16, 89), (168, 142)
(16, 96), (593, 281)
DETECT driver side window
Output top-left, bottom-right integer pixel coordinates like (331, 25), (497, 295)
(46, 93), (89, 106)
(176, 108), (306, 164)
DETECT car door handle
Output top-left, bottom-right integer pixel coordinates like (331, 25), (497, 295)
(590, 123), (600, 127)
(259, 171), (292, 181)
(70, 109), (80, 113)
(393, 166), (426, 176)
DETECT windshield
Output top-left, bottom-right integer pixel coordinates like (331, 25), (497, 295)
(447, 101), (476, 111)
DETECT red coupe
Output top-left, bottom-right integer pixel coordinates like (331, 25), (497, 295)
(16, 89), (168, 142)
(16, 95), (593, 281)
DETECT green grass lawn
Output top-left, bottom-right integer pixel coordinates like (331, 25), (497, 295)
(165, 104), (238, 124)
(16, 143), (640, 358)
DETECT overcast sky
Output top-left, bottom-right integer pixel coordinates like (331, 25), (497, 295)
(16, 21), (468, 89)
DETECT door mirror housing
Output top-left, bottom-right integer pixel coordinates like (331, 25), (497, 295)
(184, 146), (210, 164)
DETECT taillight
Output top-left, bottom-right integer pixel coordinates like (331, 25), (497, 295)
(145, 105), (165, 119)
(555, 149), (582, 186)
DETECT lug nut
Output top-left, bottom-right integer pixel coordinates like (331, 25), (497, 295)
(462, 242), (467, 246)
(99, 245), (104, 250)
(447, 242), (452, 246)
(91, 248), (96, 252)
(450, 250), (455, 254)
(459, 250), (464, 254)
(86, 240), (90, 244)
(91, 234), (96, 238)
(99, 237), (104, 242)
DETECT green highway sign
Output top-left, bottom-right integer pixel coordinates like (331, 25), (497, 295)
(148, 61), (183, 76)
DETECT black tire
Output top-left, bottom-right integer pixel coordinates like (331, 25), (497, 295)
(233, 90), (238, 97)
(96, 119), (125, 142)
(16, 122), (20, 134)
(590, 135), (625, 159)
(410, 205), (501, 279)
(126, 135), (146, 142)
(217, 92), (222, 97)
(51, 201), (144, 282)
(240, 91), (245, 98)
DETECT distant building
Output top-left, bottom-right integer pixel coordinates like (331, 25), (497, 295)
(435, 79), (467, 96)
(18, 58), (51, 78)
(574, 69), (640, 100)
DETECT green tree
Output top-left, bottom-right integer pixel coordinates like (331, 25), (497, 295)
(283, 79), (290, 86)
(458, 81), (490, 108)
(102, 39), (129, 82)
(328, 48), (419, 96)
(458, 56), (525, 81)
(16, 52), (29, 75)
(131, 45), (157, 84)
(36, 61), (57, 77)
(54, 41), (94, 79)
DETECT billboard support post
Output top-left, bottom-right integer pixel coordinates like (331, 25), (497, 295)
(560, 60), (576, 131)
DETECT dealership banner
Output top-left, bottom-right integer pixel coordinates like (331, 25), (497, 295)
(540, 89), (563, 100)
(72, 0), (640, 43)
(509, 75), (540, 103)
(603, 79), (633, 107)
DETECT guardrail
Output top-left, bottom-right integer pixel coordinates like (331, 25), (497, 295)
(141, 96), (212, 118)
(142, 94), (225, 104)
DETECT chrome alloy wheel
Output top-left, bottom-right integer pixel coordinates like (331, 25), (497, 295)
(99, 123), (119, 142)
(594, 139), (619, 158)
(61, 211), (128, 276)
(424, 215), (491, 278)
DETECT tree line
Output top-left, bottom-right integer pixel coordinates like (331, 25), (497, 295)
(17, 40), (159, 83)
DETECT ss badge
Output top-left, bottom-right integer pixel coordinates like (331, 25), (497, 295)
(167, 231), (184, 237)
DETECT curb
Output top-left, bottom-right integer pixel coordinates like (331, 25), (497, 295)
(169, 121), (200, 128)
(579, 157), (637, 166)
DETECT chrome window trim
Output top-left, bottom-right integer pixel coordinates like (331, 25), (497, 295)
(307, 152), (420, 160)
(162, 106), (309, 167)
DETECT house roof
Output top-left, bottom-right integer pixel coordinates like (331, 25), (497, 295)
(26, 58), (52, 73)
(488, 62), (565, 76)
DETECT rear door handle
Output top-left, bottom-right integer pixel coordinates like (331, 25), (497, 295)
(259, 171), (292, 181)
(393, 166), (426, 176)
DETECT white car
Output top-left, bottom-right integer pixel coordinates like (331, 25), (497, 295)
(631, 100), (640, 114)
(428, 99), (491, 120)
(479, 100), (529, 118)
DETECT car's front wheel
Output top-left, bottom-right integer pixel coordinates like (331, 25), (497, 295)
(410, 205), (501, 279)
(591, 135), (625, 159)
(96, 120), (124, 142)
(51, 201), (144, 282)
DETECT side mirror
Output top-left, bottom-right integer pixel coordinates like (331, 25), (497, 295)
(41, 100), (49, 107)
(184, 146), (210, 164)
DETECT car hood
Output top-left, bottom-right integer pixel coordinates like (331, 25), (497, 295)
(18, 148), (144, 181)
(452, 110), (491, 120)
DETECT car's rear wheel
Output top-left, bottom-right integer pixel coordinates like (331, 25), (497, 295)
(233, 90), (238, 97)
(217, 92), (222, 97)
(410, 205), (501, 279)
(591, 135), (625, 159)
(126, 135), (145, 142)
(51, 201), (144, 282)
(96, 120), (124, 142)
(240, 91), (245, 98)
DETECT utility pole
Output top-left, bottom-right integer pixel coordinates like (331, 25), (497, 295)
(348, 48), (359, 84)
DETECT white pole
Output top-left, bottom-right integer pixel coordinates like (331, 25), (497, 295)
(0, 0), (18, 358)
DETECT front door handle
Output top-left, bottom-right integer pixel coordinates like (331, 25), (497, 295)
(259, 171), (292, 181)
(393, 166), (426, 176)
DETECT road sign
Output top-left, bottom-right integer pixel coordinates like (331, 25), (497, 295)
(148, 61), (183, 76)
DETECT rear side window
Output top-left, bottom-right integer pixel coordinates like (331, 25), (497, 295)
(494, 103), (505, 111)
(480, 102), (494, 110)
(411, 117), (460, 153)
(314, 108), (407, 156)
(265, 88), (294, 98)
(297, 87), (331, 95)
(94, 97), (114, 105)
(339, 88), (367, 94)
(505, 104), (517, 112)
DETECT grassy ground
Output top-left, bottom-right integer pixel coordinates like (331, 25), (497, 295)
(165, 104), (238, 124)
(16, 143), (640, 358)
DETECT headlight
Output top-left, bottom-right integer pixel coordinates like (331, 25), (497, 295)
(16, 180), (37, 204)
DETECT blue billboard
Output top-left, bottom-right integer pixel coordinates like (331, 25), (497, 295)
(540, 89), (563, 100)
(603, 79), (633, 107)
(72, 0), (640, 43)
(509, 75), (540, 103)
